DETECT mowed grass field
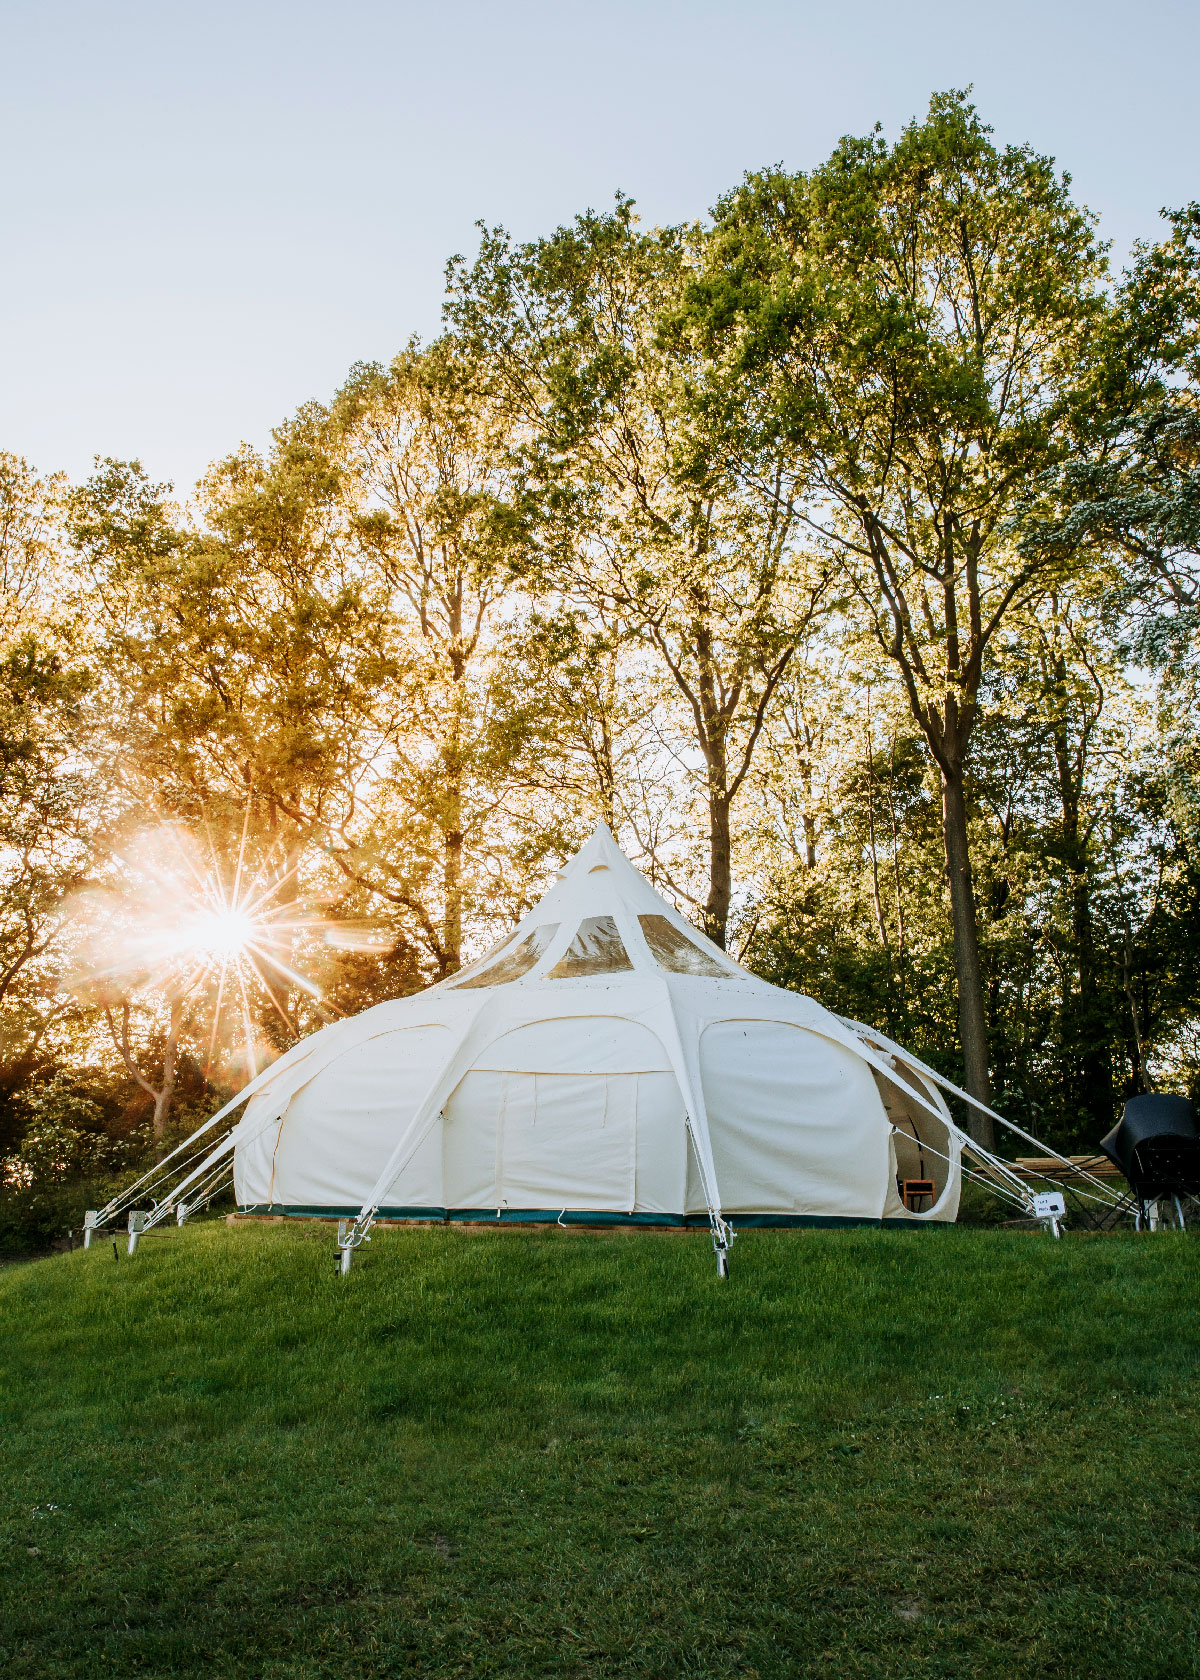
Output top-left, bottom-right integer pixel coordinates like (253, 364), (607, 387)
(1, 1221), (1198, 1679)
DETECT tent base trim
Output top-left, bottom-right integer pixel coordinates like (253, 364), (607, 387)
(235, 1203), (925, 1230)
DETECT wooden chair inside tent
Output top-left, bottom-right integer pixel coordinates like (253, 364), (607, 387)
(901, 1179), (936, 1212)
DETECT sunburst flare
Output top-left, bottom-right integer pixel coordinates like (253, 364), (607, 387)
(71, 812), (332, 1081)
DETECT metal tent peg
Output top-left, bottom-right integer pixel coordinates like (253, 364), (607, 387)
(711, 1216), (733, 1278)
(1031, 1190), (1066, 1239)
(127, 1210), (150, 1256)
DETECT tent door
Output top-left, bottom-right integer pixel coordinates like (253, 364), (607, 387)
(497, 1072), (637, 1212)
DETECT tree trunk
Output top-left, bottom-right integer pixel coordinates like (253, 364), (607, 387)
(795, 726), (817, 867)
(941, 767), (994, 1147)
(705, 790), (732, 949)
(279, 834), (303, 1020)
(1071, 873), (1116, 1135)
(152, 996), (183, 1145)
(1042, 623), (1114, 1139)
(443, 823), (463, 973)
(443, 576), (466, 976)
(1118, 928), (1149, 1094)
(109, 996), (184, 1152)
(864, 745), (890, 955)
(442, 707), (464, 975)
(596, 652), (617, 829)
(886, 740), (907, 985)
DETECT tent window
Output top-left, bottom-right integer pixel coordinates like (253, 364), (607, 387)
(638, 914), (728, 977)
(548, 916), (635, 978)
(451, 924), (559, 988)
(442, 932), (514, 986)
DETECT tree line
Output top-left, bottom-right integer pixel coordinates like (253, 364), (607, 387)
(2, 92), (1198, 1243)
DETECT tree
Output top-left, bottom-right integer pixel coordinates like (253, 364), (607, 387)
(67, 446), (391, 1051)
(448, 203), (828, 946)
(1020, 204), (1200, 609)
(747, 648), (955, 1057)
(328, 341), (539, 976)
(494, 604), (659, 832)
(0, 455), (95, 1069)
(1020, 205), (1200, 860)
(104, 994), (183, 1144)
(698, 91), (1109, 1134)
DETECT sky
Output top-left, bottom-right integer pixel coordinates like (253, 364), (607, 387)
(3, 0), (1198, 495)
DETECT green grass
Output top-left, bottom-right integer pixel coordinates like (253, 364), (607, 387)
(1, 1221), (1198, 1679)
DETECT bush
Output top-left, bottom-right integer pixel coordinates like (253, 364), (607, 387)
(0, 1174), (129, 1259)
(0, 1074), (143, 1258)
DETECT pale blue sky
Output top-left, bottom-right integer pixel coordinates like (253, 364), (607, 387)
(3, 0), (1197, 493)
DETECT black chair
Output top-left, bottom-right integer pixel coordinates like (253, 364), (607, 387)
(1099, 1094), (1200, 1227)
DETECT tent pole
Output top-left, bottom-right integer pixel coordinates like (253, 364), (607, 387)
(656, 990), (733, 1278)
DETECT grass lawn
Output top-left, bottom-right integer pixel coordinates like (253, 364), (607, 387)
(1, 1220), (1198, 1678)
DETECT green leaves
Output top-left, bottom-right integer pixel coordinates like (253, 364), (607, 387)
(1, 89), (1198, 1166)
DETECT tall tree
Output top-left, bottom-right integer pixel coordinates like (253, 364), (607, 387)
(330, 340), (538, 976)
(448, 203), (827, 946)
(1021, 205), (1200, 856)
(698, 92), (1108, 1133)
(68, 443), (389, 1050)
(0, 455), (94, 1067)
(496, 604), (665, 835)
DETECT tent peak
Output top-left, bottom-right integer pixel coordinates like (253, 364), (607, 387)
(584, 819), (619, 850)
(556, 820), (635, 877)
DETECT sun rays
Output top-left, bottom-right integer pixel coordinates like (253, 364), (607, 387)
(72, 807), (331, 1083)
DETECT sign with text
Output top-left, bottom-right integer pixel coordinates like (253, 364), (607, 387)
(1032, 1191), (1066, 1220)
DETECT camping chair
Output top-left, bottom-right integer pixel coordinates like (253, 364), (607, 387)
(900, 1178), (936, 1213)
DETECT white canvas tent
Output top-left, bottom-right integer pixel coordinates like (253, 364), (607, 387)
(91, 825), (1125, 1270)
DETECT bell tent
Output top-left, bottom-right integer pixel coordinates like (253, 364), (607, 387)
(94, 826), (1113, 1271)
(238, 823), (964, 1239)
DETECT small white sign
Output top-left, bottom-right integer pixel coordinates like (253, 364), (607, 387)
(1032, 1191), (1066, 1219)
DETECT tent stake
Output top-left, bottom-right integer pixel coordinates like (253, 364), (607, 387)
(82, 1210), (98, 1250)
(127, 1210), (149, 1256)
(1031, 1190), (1066, 1239)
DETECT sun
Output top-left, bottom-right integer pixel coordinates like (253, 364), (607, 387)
(76, 813), (333, 1083)
(189, 907), (259, 961)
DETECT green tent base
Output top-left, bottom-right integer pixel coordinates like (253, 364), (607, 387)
(235, 1204), (931, 1230)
